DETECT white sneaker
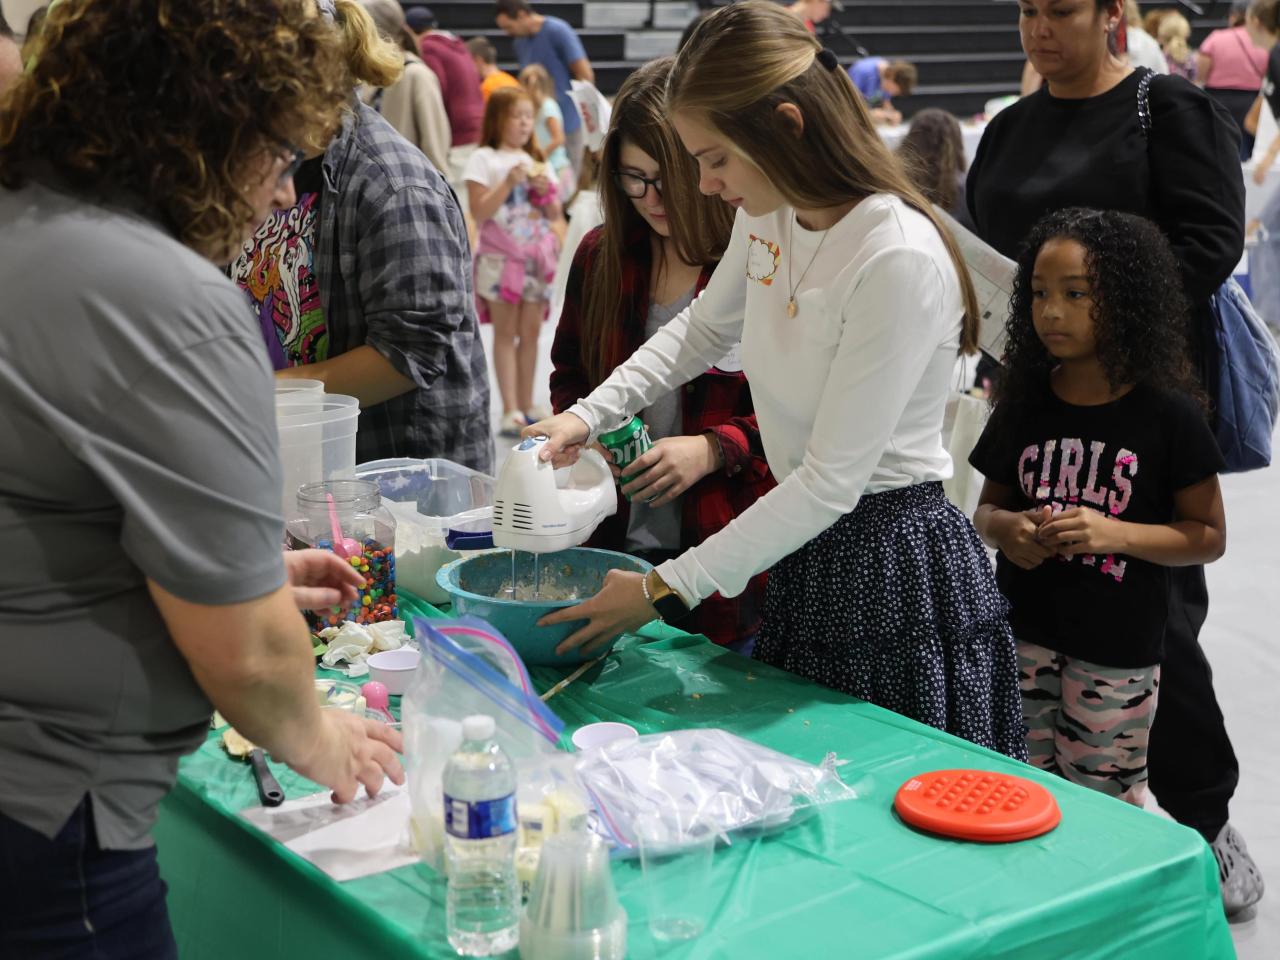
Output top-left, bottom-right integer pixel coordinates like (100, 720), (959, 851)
(525, 404), (552, 424)
(498, 410), (528, 437)
(1212, 823), (1265, 915)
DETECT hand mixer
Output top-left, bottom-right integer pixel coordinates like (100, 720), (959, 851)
(491, 436), (617, 553)
(444, 436), (618, 598)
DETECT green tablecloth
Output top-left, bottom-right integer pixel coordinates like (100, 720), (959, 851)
(156, 598), (1234, 959)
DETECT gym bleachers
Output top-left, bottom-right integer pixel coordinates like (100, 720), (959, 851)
(410, 1), (1236, 118)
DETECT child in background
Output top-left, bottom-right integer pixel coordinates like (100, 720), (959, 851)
(1158, 12), (1197, 81)
(519, 63), (576, 199)
(895, 108), (973, 230)
(466, 36), (519, 103)
(465, 85), (562, 434)
(970, 208), (1227, 806)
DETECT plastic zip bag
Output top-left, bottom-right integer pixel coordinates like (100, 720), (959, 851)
(575, 728), (858, 855)
(402, 617), (568, 871)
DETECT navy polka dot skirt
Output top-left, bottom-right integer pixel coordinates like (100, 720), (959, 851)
(753, 482), (1028, 761)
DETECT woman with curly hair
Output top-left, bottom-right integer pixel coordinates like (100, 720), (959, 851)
(0, 2), (404, 955)
(969, 208), (1227, 807)
(229, 0), (493, 470)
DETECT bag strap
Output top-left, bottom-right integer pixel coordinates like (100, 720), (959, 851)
(1232, 28), (1267, 81)
(1136, 66), (1155, 139)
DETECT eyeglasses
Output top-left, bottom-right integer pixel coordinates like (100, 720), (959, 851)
(277, 148), (306, 187)
(613, 171), (663, 199)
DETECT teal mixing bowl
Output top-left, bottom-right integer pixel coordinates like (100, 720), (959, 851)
(435, 548), (653, 665)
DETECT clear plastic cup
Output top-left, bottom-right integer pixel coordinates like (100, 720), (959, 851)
(519, 832), (626, 960)
(638, 825), (715, 943)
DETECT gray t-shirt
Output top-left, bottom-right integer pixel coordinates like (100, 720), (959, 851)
(0, 182), (287, 849)
(624, 288), (695, 555)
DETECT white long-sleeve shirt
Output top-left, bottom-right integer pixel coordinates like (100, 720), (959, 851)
(568, 194), (964, 608)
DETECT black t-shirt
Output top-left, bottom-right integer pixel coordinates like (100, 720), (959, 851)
(969, 383), (1225, 667)
(1265, 45), (1280, 118)
(966, 70), (1245, 374)
(293, 156), (325, 196)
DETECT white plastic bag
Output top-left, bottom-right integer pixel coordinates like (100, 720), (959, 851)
(575, 729), (858, 855)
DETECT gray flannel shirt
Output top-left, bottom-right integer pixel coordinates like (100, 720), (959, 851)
(318, 101), (493, 472)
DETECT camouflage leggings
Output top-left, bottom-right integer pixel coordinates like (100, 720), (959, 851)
(1017, 640), (1160, 807)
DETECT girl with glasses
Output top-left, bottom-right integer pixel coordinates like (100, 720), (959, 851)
(549, 57), (774, 653)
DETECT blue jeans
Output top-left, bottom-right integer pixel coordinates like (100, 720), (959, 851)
(0, 799), (178, 959)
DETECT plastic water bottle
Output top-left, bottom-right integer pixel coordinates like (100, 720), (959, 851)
(444, 714), (519, 956)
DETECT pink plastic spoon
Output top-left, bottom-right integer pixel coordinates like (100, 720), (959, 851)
(325, 492), (360, 559)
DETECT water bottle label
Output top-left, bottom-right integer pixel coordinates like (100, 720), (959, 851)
(443, 792), (517, 840)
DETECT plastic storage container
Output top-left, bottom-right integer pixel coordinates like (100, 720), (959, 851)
(286, 479), (397, 632)
(274, 379), (325, 398)
(354, 458), (494, 605)
(276, 393), (360, 520)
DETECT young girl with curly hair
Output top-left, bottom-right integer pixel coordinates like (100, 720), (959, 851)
(970, 208), (1228, 806)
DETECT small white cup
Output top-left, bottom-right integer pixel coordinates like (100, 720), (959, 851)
(365, 648), (420, 696)
(570, 721), (639, 752)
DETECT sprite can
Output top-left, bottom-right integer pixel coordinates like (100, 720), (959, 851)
(598, 416), (652, 496)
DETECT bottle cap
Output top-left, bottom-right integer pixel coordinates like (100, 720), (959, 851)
(462, 714), (496, 741)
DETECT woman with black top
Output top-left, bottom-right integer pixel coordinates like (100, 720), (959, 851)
(967, 0), (1261, 916)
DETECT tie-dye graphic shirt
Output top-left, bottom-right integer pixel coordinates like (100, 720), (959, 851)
(229, 159), (328, 369)
(969, 383), (1224, 667)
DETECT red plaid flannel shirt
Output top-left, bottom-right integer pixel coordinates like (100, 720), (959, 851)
(550, 225), (775, 646)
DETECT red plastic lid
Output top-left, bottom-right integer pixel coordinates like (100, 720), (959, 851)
(894, 769), (1061, 843)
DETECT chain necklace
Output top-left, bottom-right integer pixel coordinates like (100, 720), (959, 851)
(786, 211), (830, 319)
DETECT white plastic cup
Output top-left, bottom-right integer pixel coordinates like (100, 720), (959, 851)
(366, 648), (421, 696)
(570, 722), (639, 752)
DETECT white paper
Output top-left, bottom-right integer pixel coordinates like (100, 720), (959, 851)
(239, 782), (418, 883)
(569, 80), (612, 152)
(936, 208), (1015, 360)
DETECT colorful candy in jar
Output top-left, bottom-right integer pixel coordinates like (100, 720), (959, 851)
(305, 536), (398, 633)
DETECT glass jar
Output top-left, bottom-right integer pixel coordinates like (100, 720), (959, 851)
(287, 479), (398, 632)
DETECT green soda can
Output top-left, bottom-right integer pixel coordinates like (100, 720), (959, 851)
(598, 416), (652, 497)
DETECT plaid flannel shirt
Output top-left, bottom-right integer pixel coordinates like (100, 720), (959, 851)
(318, 102), (493, 472)
(550, 225), (775, 647)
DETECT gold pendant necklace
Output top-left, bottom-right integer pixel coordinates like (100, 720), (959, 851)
(786, 211), (830, 319)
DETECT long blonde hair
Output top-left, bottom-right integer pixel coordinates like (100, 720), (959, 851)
(333, 0), (403, 87)
(519, 63), (554, 107)
(669, 0), (980, 354)
(1157, 12), (1191, 64)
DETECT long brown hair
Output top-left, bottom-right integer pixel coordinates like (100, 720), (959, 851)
(479, 85), (546, 160)
(0, 0), (348, 262)
(670, 1), (981, 354)
(896, 108), (966, 212)
(580, 57), (734, 385)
